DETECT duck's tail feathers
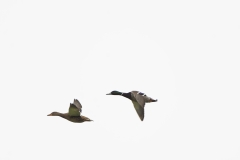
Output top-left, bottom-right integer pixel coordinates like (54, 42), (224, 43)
(150, 98), (158, 102)
(86, 118), (93, 122)
(82, 116), (93, 122)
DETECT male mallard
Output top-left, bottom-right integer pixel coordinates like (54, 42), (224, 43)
(106, 91), (157, 121)
(47, 99), (92, 123)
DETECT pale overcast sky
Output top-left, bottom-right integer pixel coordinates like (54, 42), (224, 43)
(0, 1), (239, 160)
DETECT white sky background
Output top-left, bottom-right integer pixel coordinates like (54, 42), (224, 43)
(0, 0), (239, 159)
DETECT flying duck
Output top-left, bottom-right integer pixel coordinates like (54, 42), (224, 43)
(47, 99), (92, 123)
(106, 90), (157, 121)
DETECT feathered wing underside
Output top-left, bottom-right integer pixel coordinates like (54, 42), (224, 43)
(73, 99), (82, 112)
(132, 101), (144, 121)
(68, 103), (81, 116)
(131, 91), (146, 108)
(130, 91), (147, 121)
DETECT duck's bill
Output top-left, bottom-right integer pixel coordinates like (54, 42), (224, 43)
(47, 113), (52, 116)
(106, 93), (111, 95)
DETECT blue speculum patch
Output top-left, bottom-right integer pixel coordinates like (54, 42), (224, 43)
(138, 92), (146, 96)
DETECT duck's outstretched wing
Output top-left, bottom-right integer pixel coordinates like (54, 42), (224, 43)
(131, 91), (146, 121)
(68, 103), (81, 117)
(68, 99), (82, 116)
(131, 91), (146, 108)
(73, 99), (82, 113)
(131, 101), (144, 121)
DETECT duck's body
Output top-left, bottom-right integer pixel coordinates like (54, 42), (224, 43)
(47, 99), (92, 123)
(106, 90), (157, 121)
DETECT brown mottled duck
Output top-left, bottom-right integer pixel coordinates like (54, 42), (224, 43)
(47, 99), (92, 123)
(106, 90), (157, 121)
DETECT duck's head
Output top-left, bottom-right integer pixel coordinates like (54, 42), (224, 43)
(47, 112), (60, 116)
(106, 90), (122, 95)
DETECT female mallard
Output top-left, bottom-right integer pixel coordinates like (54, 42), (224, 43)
(47, 99), (92, 123)
(106, 90), (157, 121)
